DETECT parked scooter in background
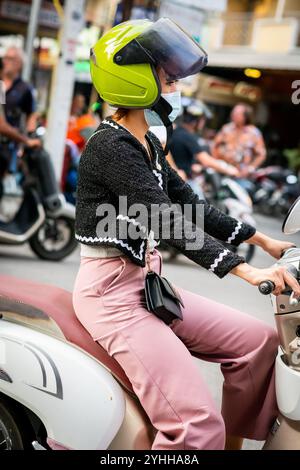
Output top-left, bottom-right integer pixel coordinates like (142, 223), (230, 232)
(204, 168), (256, 263)
(159, 166), (255, 263)
(1, 199), (300, 450)
(249, 166), (300, 217)
(0, 129), (77, 261)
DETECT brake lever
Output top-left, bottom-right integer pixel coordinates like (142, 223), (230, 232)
(289, 291), (300, 306)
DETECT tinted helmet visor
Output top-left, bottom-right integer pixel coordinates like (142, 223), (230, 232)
(115, 18), (208, 80)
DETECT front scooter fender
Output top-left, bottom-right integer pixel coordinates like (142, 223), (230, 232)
(0, 320), (125, 450)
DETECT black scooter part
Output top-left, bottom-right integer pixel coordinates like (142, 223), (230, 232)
(0, 189), (42, 238)
(27, 148), (62, 211)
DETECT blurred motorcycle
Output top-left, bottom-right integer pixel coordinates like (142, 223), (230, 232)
(204, 169), (256, 263)
(0, 130), (77, 261)
(250, 166), (300, 217)
(160, 169), (256, 264)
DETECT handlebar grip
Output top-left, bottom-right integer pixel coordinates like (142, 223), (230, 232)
(258, 281), (275, 295)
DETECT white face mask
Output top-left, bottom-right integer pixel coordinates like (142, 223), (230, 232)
(161, 91), (182, 122)
(144, 91), (182, 127)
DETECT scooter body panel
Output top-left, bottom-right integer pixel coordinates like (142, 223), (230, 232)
(0, 320), (125, 450)
(0, 189), (45, 244)
(108, 393), (154, 450)
(275, 351), (300, 420)
(263, 414), (300, 450)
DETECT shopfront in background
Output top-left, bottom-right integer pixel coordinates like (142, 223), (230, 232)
(197, 69), (300, 166)
(196, 73), (262, 131)
(0, 0), (106, 115)
(0, 0), (61, 114)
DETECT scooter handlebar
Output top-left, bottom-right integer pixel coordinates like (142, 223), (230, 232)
(258, 280), (275, 295)
(258, 248), (299, 295)
(258, 264), (299, 295)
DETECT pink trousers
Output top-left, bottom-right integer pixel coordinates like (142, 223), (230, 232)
(72, 250), (279, 450)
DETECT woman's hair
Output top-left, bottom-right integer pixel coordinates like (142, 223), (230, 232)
(112, 108), (130, 121)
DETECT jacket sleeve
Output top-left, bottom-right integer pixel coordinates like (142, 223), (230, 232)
(86, 131), (247, 278)
(166, 159), (256, 246)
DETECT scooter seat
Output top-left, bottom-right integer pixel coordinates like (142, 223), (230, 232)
(0, 275), (133, 392)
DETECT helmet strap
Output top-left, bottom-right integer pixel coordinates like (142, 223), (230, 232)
(151, 97), (173, 155)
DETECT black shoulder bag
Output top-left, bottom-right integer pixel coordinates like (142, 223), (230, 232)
(144, 243), (184, 325)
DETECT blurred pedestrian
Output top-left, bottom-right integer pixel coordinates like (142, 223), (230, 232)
(67, 94), (99, 151)
(169, 101), (239, 198)
(2, 46), (37, 175)
(62, 94), (99, 203)
(213, 103), (266, 190)
(0, 57), (39, 200)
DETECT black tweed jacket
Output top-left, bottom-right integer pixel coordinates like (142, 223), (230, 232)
(75, 118), (256, 278)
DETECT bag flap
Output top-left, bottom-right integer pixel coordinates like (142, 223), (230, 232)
(145, 271), (183, 321)
(159, 276), (184, 307)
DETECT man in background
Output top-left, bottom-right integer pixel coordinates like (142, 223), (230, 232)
(169, 101), (239, 198)
(2, 46), (37, 174)
(0, 57), (39, 200)
(213, 103), (266, 188)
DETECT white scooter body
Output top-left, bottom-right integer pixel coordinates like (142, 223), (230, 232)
(0, 321), (125, 450)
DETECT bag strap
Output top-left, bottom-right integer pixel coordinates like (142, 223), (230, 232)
(146, 238), (152, 272)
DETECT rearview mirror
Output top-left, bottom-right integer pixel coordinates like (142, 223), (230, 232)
(282, 196), (300, 234)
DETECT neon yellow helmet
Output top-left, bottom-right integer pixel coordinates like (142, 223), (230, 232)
(90, 18), (208, 110)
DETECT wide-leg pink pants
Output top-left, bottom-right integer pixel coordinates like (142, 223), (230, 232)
(72, 250), (279, 450)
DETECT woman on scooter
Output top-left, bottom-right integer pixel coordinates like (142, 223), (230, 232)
(73, 19), (300, 450)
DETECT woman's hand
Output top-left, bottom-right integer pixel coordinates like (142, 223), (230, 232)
(246, 231), (296, 259)
(231, 263), (300, 296)
(262, 239), (296, 259)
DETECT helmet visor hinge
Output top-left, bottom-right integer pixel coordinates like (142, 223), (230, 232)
(113, 39), (155, 66)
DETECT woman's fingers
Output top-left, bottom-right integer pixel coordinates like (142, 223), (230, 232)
(270, 266), (285, 295)
(283, 270), (300, 297)
(268, 267), (300, 296)
(244, 265), (300, 296)
(273, 275), (285, 296)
